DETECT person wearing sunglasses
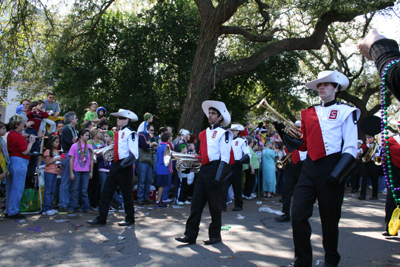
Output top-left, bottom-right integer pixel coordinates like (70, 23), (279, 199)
(87, 109), (139, 227)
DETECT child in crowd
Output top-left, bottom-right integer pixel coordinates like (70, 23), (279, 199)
(26, 100), (49, 150)
(243, 137), (259, 199)
(176, 143), (193, 205)
(43, 135), (63, 215)
(0, 121), (9, 180)
(68, 129), (94, 214)
(155, 132), (172, 208)
(84, 101), (100, 124)
(137, 112), (153, 134)
(96, 107), (107, 122)
(98, 130), (123, 209)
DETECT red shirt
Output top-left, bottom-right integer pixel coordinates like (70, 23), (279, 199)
(240, 128), (249, 137)
(26, 110), (49, 130)
(388, 136), (400, 168)
(7, 130), (30, 160)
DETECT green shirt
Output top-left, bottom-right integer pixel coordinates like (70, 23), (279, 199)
(84, 111), (98, 121)
(243, 147), (259, 171)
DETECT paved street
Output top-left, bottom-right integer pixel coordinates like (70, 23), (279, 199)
(0, 189), (399, 267)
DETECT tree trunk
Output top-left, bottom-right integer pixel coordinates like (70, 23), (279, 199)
(178, 21), (220, 135)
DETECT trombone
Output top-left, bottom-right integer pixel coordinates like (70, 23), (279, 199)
(257, 98), (303, 139)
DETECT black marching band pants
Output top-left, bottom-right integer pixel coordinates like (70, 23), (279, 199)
(185, 160), (222, 240)
(385, 164), (400, 232)
(96, 160), (135, 223)
(221, 161), (243, 209)
(291, 153), (344, 267)
(282, 161), (303, 215)
(360, 161), (380, 198)
(350, 161), (362, 192)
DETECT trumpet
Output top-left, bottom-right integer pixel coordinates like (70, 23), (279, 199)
(163, 146), (202, 173)
(276, 153), (292, 169)
(257, 98), (303, 139)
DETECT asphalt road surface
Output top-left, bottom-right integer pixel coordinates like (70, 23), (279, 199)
(0, 189), (399, 267)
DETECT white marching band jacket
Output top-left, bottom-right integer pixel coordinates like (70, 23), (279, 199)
(231, 136), (251, 161)
(114, 126), (139, 162)
(199, 127), (233, 165)
(300, 102), (360, 161)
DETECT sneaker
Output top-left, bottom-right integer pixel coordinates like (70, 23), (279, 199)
(109, 206), (116, 211)
(163, 198), (173, 203)
(43, 209), (58, 216)
(176, 201), (184, 205)
(68, 209), (75, 214)
(155, 201), (167, 208)
(184, 200), (191, 204)
(90, 206), (99, 211)
(251, 193), (257, 198)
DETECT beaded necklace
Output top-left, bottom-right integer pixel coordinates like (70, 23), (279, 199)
(78, 140), (88, 167)
(381, 59), (400, 205)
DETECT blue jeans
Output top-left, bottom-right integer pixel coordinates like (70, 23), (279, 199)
(43, 172), (57, 212)
(99, 171), (123, 206)
(59, 155), (71, 209)
(378, 175), (386, 192)
(69, 171), (90, 212)
(161, 173), (173, 201)
(137, 162), (152, 201)
(6, 157), (29, 215)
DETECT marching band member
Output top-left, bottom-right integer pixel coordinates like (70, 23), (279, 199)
(350, 140), (363, 193)
(175, 100), (233, 245)
(276, 121), (307, 223)
(221, 124), (250, 212)
(87, 109), (139, 227)
(276, 70), (360, 267)
(358, 116), (382, 201)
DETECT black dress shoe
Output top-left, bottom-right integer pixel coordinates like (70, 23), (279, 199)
(175, 236), (196, 244)
(6, 213), (26, 219)
(275, 214), (291, 222)
(232, 206), (242, 211)
(382, 231), (398, 236)
(323, 263), (338, 267)
(86, 218), (106, 226)
(369, 196), (378, 200)
(358, 195), (366, 200)
(203, 237), (221, 245)
(118, 220), (135, 226)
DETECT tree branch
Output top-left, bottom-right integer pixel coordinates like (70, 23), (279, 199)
(220, 26), (279, 42)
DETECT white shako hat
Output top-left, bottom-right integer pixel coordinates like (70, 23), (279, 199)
(110, 109), (138, 122)
(201, 100), (231, 127)
(294, 120), (301, 127)
(229, 124), (245, 131)
(305, 70), (349, 91)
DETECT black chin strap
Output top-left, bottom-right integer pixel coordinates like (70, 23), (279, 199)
(210, 115), (223, 129)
